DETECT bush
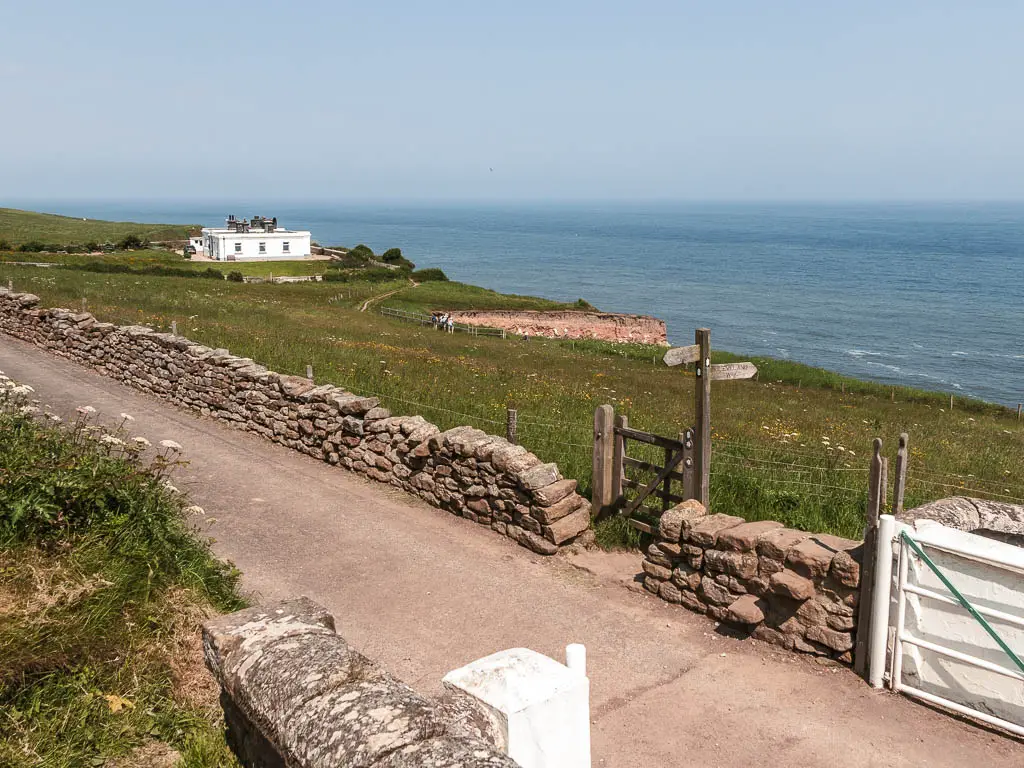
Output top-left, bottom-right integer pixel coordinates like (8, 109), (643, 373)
(575, 298), (597, 311)
(0, 239), (11, 251)
(18, 241), (46, 253)
(410, 268), (449, 282)
(117, 233), (147, 250)
(322, 267), (399, 284)
(381, 247), (403, 263)
(84, 241), (100, 252)
(60, 262), (225, 280)
(227, 270), (245, 282)
(350, 244), (375, 257)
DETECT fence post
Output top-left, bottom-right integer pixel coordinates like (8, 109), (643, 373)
(592, 405), (615, 516)
(7, 279), (12, 290)
(694, 328), (712, 509)
(611, 414), (627, 510)
(682, 428), (695, 501)
(893, 433), (908, 515)
(81, 297), (87, 312)
(854, 437), (885, 678)
(868, 514), (897, 688)
(306, 364), (314, 382)
(506, 407), (517, 445)
(1018, 403), (1022, 421)
(171, 320), (177, 336)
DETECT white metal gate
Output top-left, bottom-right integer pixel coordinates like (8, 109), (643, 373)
(870, 517), (1024, 736)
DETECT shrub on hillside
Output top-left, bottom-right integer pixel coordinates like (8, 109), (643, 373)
(410, 268), (449, 282)
(227, 270), (245, 282)
(0, 239), (11, 251)
(350, 244), (375, 257)
(381, 247), (403, 263)
(322, 266), (399, 284)
(61, 262), (225, 280)
(117, 233), (147, 250)
(18, 241), (46, 253)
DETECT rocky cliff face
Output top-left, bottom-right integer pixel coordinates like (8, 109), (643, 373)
(448, 310), (668, 345)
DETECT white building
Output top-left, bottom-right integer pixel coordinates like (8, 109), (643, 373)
(199, 215), (312, 261)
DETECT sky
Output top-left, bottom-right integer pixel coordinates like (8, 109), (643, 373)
(2, 1), (1024, 202)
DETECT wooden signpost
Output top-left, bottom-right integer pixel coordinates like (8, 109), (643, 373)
(663, 328), (757, 508)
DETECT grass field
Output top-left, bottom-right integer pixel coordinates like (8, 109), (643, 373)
(0, 378), (243, 767)
(0, 207), (196, 247)
(2, 261), (1021, 547)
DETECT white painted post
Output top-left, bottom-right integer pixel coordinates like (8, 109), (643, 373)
(868, 514), (897, 688)
(443, 647), (591, 768)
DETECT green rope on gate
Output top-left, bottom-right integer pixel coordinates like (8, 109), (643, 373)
(900, 530), (1024, 675)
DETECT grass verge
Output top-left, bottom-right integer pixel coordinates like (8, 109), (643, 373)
(0, 377), (244, 767)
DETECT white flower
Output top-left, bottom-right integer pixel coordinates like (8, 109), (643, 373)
(159, 439), (182, 452)
(131, 436), (151, 448)
(11, 385), (33, 395)
(119, 413), (135, 422)
(76, 405), (97, 416)
(47, 414), (62, 423)
(99, 434), (125, 447)
(185, 505), (205, 516)
(19, 405), (40, 415)
(163, 482), (180, 494)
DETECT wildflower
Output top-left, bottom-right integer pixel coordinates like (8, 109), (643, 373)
(99, 434), (125, 447)
(76, 405), (97, 416)
(120, 413), (135, 422)
(185, 505), (205, 516)
(19, 405), (40, 415)
(11, 384), (34, 396)
(164, 482), (180, 494)
(131, 436), (151, 448)
(159, 439), (183, 452)
(47, 413), (62, 423)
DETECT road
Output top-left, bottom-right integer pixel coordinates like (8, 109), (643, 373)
(0, 335), (1020, 768)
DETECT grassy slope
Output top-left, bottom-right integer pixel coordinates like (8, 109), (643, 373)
(0, 207), (196, 245)
(0, 388), (243, 766)
(2, 262), (1022, 544)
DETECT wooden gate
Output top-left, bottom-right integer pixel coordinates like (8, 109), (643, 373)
(597, 409), (695, 534)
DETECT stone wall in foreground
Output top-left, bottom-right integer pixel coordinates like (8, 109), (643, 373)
(0, 289), (591, 554)
(203, 597), (517, 767)
(642, 500), (863, 660)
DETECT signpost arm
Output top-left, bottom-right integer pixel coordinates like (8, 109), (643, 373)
(694, 328), (711, 509)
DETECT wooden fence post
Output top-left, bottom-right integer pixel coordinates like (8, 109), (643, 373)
(306, 364), (314, 382)
(694, 328), (712, 509)
(7, 279), (12, 290)
(171, 320), (177, 336)
(81, 297), (87, 312)
(592, 405), (615, 516)
(682, 428), (696, 501)
(1018, 403), (1022, 421)
(893, 433), (908, 515)
(854, 437), (885, 678)
(506, 407), (517, 445)
(611, 414), (627, 509)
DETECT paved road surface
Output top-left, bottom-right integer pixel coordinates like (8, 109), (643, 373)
(1, 336), (1020, 768)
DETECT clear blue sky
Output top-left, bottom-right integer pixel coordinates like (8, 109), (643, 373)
(3, 1), (1023, 202)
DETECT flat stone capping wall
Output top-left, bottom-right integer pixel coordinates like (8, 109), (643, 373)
(0, 290), (591, 555)
(642, 500), (864, 660)
(203, 597), (518, 767)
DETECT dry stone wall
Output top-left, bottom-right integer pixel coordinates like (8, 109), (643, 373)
(203, 597), (517, 768)
(642, 500), (863, 660)
(0, 290), (591, 554)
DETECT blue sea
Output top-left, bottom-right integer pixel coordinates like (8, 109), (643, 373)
(15, 201), (1024, 406)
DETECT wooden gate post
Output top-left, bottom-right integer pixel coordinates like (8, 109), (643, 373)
(694, 328), (712, 508)
(854, 438), (886, 678)
(592, 405), (615, 516)
(506, 408), (518, 445)
(893, 433), (908, 515)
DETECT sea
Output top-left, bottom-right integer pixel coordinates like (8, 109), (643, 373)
(16, 201), (1024, 407)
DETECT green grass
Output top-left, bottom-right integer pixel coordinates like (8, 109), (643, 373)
(2, 263), (1022, 546)
(0, 383), (244, 767)
(0, 208), (196, 247)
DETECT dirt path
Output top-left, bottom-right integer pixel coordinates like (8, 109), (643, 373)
(360, 281), (415, 312)
(0, 337), (1019, 768)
